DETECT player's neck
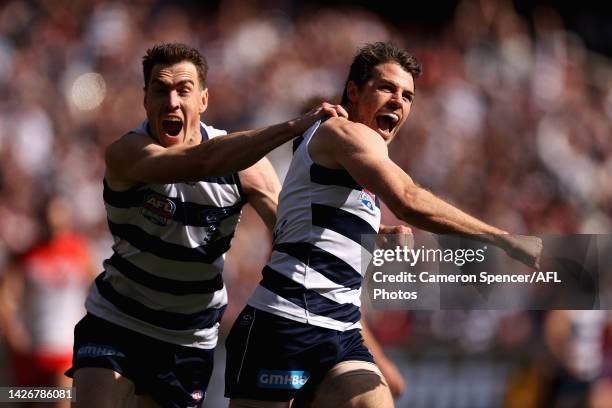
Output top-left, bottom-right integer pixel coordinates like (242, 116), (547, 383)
(345, 103), (358, 122)
(186, 127), (202, 145)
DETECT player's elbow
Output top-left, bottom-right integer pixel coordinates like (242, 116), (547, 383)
(392, 185), (433, 224)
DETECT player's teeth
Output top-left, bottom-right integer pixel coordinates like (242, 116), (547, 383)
(387, 114), (398, 123)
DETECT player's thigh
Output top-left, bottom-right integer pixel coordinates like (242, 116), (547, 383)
(309, 361), (393, 408)
(229, 399), (291, 408)
(73, 367), (136, 408)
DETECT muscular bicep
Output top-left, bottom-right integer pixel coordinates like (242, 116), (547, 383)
(334, 128), (507, 237)
(239, 157), (281, 231)
(333, 134), (421, 221)
(105, 133), (209, 190)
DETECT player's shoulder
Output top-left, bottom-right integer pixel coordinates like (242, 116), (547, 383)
(107, 130), (157, 153)
(321, 116), (368, 133)
(105, 130), (160, 170)
(318, 117), (383, 148)
(117, 129), (156, 146)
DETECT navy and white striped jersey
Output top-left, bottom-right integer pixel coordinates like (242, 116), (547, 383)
(248, 120), (381, 331)
(86, 121), (246, 349)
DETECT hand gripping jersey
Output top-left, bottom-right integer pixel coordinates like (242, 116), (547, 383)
(86, 121), (246, 349)
(247, 120), (381, 331)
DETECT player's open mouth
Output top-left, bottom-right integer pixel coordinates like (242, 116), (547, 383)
(376, 113), (399, 136)
(162, 119), (183, 137)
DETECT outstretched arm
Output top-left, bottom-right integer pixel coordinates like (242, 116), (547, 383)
(312, 118), (542, 268)
(106, 103), (347, 190)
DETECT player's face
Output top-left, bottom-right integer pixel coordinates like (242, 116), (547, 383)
(348, 62), (414, 143)
(144, 61), (208, 147)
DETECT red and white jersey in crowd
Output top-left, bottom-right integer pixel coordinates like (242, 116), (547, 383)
(19, 232), (92, 354)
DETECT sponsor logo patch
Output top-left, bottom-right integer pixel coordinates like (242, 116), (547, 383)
(257, 370), (310, 389)
(359, 189), (377, 212)
(76, 343), (126, 359)
(141, 193), (176, 226)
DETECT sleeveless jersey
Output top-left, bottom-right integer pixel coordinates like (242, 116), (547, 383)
(86, 121), (246, 349)
(248, 120), (381, 331)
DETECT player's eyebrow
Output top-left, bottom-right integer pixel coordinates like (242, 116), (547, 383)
(404, 88), (415, 99)
(175, 79), (195, 87)
(149, 78), (168, 88)
(380, 78), (415, 98)
(149, 79), (195, 88)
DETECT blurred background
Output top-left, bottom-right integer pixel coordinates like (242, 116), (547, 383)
(0, 0), (611, 407)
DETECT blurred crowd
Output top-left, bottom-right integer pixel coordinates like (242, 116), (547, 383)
(0, 0), (611, 406)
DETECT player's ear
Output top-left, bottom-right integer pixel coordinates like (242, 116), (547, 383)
(347, 80), (360, 104)
(199, 88), (208, 114)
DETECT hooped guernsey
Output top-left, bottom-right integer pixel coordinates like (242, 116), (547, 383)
(247, 119), (382, 331)
(86, 121), (246, 349)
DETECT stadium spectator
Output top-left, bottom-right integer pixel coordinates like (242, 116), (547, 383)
(0, 196), (95, 408)
(0, 0), (611, 406)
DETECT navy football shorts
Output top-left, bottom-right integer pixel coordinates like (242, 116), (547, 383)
(66, 314), (214, 408)
(224, 305), (374, 404)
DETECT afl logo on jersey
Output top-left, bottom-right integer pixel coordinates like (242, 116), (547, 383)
(359, 189), (377, 213)
(141, 193), (176, 226)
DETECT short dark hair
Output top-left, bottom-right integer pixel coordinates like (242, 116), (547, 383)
(340, 42), (422, 106)
(142, 43), (208, 89)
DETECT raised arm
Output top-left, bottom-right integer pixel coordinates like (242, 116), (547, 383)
(312, 118), (542, 268)
(106, 104), (346, 190)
